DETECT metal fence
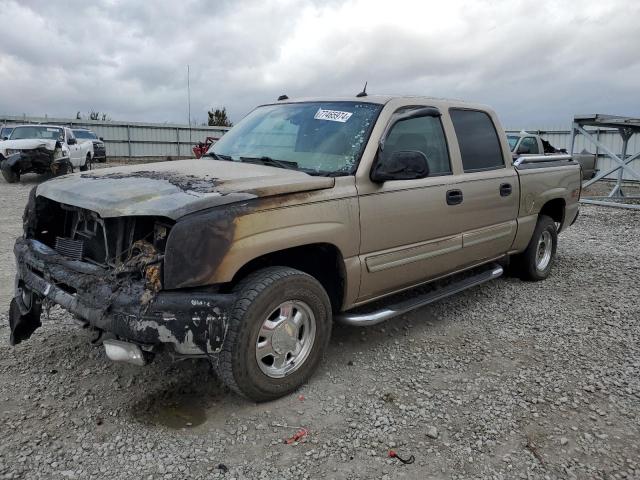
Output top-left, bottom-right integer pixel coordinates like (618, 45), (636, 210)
(0, 114), (230, 160)
(506, 126), (640, 181)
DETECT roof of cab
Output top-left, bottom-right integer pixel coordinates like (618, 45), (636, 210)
(262, 95), (492, 112)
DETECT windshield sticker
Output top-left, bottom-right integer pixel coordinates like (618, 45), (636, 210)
(314, 108), (353, 123)
(46, 128), (59, 132)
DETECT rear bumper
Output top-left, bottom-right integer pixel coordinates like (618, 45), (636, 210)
(12, 237), (234, 355)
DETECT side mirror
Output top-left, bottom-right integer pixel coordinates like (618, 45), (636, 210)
(517, 145), (530, 154)
(371, 150), (430, 182)
(2, 136), (7, 141)
(99, 137), (104, 141)
(67, 138), (77, 145)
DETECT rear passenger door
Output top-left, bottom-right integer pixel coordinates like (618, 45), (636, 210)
(448, 109), (519, 267)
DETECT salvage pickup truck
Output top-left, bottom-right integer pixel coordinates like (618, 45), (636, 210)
(0, 124), (93, 183)
(507, 131), (596, 180)
(9, 96), (581, 401)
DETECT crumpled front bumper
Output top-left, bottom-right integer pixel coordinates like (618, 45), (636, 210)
(1, 150), (72, 176)
(12, 237), (235, 355)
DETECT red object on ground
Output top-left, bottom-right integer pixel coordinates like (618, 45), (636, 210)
(298, 394), (305, 401)
(284, 428), (308, 444)
(192, 136), (219, 159)
(388, 449), (415, 464)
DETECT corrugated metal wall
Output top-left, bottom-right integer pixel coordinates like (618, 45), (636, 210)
(0, 115), (230, 159)
(506, 127), (640, 181)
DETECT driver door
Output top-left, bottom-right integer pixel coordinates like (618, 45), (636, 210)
(65, 128), (81, 166)
(357, 108), (462, 302)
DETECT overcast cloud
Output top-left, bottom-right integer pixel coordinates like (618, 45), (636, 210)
(0, 0), (638, 127)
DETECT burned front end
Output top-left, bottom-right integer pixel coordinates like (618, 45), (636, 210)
(10, 190), (233, 363)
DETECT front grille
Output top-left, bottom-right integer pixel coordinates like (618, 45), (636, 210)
(54, 236), (84, 260)
(32, 197), (171, 267)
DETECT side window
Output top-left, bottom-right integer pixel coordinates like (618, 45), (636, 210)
(520, 137), (539, 154)
(449, 109), (505, 172)
(382, 112), (451, 176)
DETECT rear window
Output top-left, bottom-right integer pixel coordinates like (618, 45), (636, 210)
(73, 130), (98, 139)
(450, 109), (504, 172)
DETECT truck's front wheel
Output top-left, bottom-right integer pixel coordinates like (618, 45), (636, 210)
(1, 161), (19, 183)
(79, 153), (92, 172)
(215, 267), (332, 402)
(513, 214), (558, 281)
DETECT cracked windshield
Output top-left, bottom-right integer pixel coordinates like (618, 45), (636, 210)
(208, 101), (382, 176)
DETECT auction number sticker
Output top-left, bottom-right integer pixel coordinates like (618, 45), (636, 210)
(314, 108), (353, 123)
(46, 128), (59, 132)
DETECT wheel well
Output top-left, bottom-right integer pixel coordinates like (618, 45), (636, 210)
(539, 198), (565, 228)
(231, 244), (346, 312)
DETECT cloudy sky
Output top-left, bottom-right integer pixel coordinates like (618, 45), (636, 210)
(0, 0), (638, 128)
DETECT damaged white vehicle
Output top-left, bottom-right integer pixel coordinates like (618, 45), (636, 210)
(0, 125), (93, 183)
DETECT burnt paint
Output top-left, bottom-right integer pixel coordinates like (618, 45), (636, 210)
(80, 170), (222, 194)
(163, 204), (252, 289)
(163, 190), (330, 290)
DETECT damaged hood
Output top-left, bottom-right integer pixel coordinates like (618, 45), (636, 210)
(1, 138), (58, 152)
(36, 159), (335, 219)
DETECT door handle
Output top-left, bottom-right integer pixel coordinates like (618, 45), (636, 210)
(500, 183), (512, 197)
(446, 189), (463, 205)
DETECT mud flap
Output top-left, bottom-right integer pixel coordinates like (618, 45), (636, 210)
(8, 297), (42, 346)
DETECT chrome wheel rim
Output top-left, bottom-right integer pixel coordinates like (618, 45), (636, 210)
(255, 300), (316, 379)
(535, 230), (553, 271)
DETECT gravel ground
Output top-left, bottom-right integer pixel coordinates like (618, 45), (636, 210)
(1, 172), (639, 479)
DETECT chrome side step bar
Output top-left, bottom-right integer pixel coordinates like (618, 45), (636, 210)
(336, 263), (504, 326)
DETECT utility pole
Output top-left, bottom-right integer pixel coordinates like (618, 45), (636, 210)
(187, 64), (192, 152)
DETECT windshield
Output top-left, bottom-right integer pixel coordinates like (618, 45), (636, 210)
(507, 135), (520, 152)
(73, 130), (97, 139)
(10, 126), (64, 141)
(208, 101), (383, 175)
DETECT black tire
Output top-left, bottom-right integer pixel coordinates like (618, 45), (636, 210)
(79, 154), (91, 172)
(512, 215), (558, 281)
(1, 162), (19, 183)
(214, 267), (332, 402)
(53, 162), (72, 177)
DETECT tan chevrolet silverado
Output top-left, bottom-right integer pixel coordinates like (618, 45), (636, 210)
(9, 96), (581, 401)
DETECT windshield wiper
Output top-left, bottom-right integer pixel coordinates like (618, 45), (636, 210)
(239, 156), (299, 170)
(206, 151), (233, 161)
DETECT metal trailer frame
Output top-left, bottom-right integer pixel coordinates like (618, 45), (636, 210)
(570, 114), (640, 209)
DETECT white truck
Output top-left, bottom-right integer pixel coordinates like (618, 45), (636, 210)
(507, 132), (596, 180)
(0, 125), (93, 183)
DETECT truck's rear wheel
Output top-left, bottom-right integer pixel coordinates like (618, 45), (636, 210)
(513, 214), (558, 281)
(215, 267), (332, 402)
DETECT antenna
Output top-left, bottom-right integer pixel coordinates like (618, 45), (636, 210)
(356, 81), (368, 98)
